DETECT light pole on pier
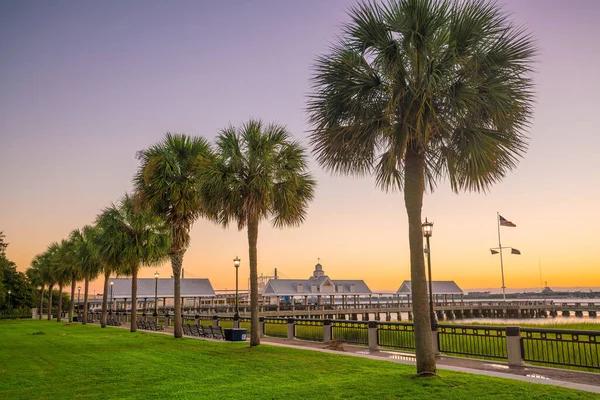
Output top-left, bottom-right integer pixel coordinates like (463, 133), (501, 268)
(109, 281), (114, 315)
(154, 272), (159, 316)
(422, 218), (437, 329)
(234, 257), (240, 319)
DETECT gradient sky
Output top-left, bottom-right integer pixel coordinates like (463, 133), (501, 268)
(1, 0), (599, 295)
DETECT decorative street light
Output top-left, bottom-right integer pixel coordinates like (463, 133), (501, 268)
(234, 257), (240, 319)
(7, 289), (11, 312)
(422, 218), (436, 329)
(77, 286), (81, 319)
(109, 281), (114, 315)
(154, 272), (159, 316)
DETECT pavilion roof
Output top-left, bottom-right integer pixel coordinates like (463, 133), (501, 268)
(110, 278), (215, 299)
(396, 280), (463, 295)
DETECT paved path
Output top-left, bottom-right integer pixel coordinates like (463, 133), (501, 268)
(119, 322), (600, 394)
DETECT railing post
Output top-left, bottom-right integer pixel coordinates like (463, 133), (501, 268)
(431, 324), (440, 356)
(287, 318), (295, 340)
(212, 315), (220, 328)
(368, 321), (379, 350)
(233, 314), (240, 329)
(259, 316), (265, 338)
(506, 326), (524, 367)
(165, 313), (171, 327)
(323, 319), (332, 342)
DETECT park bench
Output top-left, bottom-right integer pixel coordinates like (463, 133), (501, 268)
(192, 324), (209, 338)
(206, 325), (224, 340)
(149, 320), (164, 331)
(183, 323), (193, 336)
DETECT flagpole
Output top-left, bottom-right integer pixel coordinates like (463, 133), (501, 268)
(497, 212), (506, 302)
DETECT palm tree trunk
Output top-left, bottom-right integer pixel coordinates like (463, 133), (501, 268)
(404, 146), (436, 375)
(171, 252), (184, 338)
(47, 284), (54, 320)
(69, 274), (76, 322)
(247, 214), (260, 346)
(39, 286), (44, 319)
(101, 271), (110, 328)
(57, 281), (63, 322)
(131, 266), (138, 332)
(83, 277), (89, 325)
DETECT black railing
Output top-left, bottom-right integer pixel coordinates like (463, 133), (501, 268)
(521, 327), (600, 371)
(294, 319), (324, 341)
(264, 318), (288, 338)
(378, 322), (415, 350)
(332, 320), (368, 345)
(438, 325), (507, 360)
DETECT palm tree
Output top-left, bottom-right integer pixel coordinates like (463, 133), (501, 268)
(307, 0), (535, 374)
(134, 133), (213, 338)
(39, 247), (57, 320)
(95, 194), (170, 332)
(201, 119), (316, 346)
(48, 241), (74, 323)
(61, 232), (84, 323)
(71, 226), (103, 324)
(26, 257), (44, 319)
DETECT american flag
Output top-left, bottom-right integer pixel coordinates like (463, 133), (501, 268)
(499, 215), (516, 227)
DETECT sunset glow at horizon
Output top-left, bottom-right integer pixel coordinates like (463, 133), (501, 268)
(2, 0), (599, 295)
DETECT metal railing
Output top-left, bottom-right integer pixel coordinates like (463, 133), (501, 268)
(332, 320), (368, 345)
(294, 319), (324, 341)
(521, 327), (600, 371)
(378, 322), (415, 350)
(264, 318), (288, 338)
(438, 324), (507, 360)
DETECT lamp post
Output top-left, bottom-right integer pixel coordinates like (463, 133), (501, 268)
(77, 286), (81, 318)
(109, 281), (114, 315)
(422, 218), (436, 329)
(154, 272), (159, 316)
(7, 289), (11, 312)
(233, 257), (240, 319)
(233, 256), (240, 320)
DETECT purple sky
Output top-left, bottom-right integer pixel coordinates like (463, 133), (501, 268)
(1, 0), (599, 293)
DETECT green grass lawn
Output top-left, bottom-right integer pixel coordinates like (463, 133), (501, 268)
(0, 320), (596, 400)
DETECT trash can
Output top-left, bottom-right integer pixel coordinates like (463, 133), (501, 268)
(224, 328), (247, 341)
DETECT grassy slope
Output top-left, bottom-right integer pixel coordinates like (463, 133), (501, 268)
(0, 320), (595, 400)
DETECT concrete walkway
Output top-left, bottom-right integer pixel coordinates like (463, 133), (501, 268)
(119, 322), (600, 395)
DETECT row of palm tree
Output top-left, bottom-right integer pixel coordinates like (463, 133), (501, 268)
(25, 195), (171, 332)
(25, 0), (536, 376)
(26, 120), (315, 347)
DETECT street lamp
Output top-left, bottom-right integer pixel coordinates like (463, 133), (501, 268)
(7, 289), (11, 311)
(77, 286), (81, 318)
(154, 272), (159, 316)
(234, 257), (240, 319)
(109, 281), (114, 315)
(422, 218), (437, 329)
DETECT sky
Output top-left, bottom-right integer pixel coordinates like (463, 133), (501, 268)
(1, 0), (599, 295)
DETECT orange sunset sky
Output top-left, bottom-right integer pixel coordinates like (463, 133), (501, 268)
(1, 0), (599, 294)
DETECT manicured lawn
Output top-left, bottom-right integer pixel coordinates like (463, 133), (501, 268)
(0, 320), (595, 399)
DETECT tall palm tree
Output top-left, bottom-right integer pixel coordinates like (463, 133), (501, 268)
(61, 232), (85, 323)
(39, 246), (57, 320)
(95, 194), (170, 332)
(134, 133), (213, 338)
(48, 241), (73, 323)
(201, 119), (316, 346)
(71, 226), (102, 325)
(307, 0), (535, 374)
(26, 257), (44, 319)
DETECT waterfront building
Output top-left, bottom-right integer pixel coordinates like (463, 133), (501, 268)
(261, 261), (372, 309)
(396, 280), (464, 304)
(108, 278), (216, 312)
